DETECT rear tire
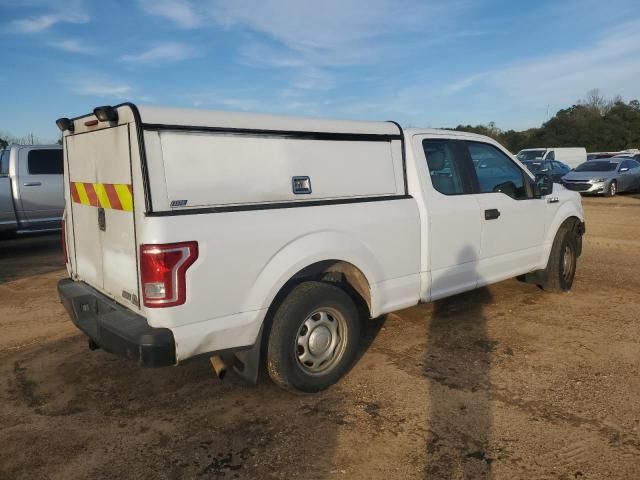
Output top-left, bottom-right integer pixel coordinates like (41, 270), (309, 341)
(540, 226), (578, 292)
(266, 281), (361, 393)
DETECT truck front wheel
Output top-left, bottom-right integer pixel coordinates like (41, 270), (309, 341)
(540, 226), (578, 292)
(266, 281), (361, 393)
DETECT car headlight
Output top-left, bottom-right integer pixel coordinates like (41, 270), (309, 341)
(593, 178), (608, 183)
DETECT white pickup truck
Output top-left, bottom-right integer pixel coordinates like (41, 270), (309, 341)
(1, 144), (64, 235)
(56, 104), (585, 393)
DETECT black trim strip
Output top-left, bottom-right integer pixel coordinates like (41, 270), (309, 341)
(142, 123), (401, 142)
(146, 195), (413, 217)
(121, 103), (153, 213)
(387, 120), (408, 195)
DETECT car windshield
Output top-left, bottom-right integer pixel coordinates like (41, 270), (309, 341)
(517, 150), (545, 161)
(524, 161), (545, 173)
(574, 161), (617, 172)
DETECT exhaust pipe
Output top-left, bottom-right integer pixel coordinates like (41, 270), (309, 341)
(209, 355), (227, 380)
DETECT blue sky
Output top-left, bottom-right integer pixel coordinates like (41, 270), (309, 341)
(1, 0), (639, 141)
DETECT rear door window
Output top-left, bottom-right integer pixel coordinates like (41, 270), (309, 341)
(27, 149), (63, 175)
(422, 139), (466, 195)
(467, 141), (530, 200)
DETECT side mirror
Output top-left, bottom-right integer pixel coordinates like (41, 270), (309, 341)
(535, 173), (553, 197)
(620, 167), (629, 172)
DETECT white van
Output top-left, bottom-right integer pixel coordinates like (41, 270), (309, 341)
(517, 147), (587, 169)
(57, 104), (585, 393)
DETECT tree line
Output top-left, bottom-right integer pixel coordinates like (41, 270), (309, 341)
(0, 131), (58, 149)
(454, 90), (640, 153)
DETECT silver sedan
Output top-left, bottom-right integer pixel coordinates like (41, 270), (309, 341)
(561, 158), (640, 196)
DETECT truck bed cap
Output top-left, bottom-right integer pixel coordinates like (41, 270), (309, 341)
(136, 104), (401, 136)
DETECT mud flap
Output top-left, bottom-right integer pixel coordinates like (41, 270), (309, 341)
(224, 325), (263, 384)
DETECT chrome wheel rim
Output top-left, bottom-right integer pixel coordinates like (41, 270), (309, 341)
(295, 308), (348, 375)
(610, 182), (616, 195)
(561, 244), (575, 282)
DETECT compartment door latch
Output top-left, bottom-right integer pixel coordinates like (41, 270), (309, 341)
(98, 207), (106, 231)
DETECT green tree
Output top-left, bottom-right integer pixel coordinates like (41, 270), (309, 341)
(450, 91), (640, 153)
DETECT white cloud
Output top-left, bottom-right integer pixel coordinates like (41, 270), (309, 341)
(75, 83), (133, 98)
(49, 39), (98, 55)
(291, 68), (335, 91)
(137, 0), (203, 28)
(11, 11), (89, 32)
(137, 0), (464, 95)
(446, 21), (640, 108)
(121, 42), (202, 64)
(336, 20), (640, 130)
(208, 0), (446, 63)
(9, 0), (90, 33)
(187, 91), (261, 111)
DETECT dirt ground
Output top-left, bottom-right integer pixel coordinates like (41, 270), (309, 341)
(1, 195), (639, 480)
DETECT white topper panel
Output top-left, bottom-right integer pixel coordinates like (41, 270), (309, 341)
(159, 132), (401, 208)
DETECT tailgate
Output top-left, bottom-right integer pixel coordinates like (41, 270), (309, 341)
(66, 124), (139, 308)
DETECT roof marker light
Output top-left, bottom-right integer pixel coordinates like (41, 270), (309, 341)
(93, 106), (118, 123)
(56, 117), (74, 132)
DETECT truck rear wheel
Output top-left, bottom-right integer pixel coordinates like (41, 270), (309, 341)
(266, 281), (361, 393)
(540, 226), (578, 292)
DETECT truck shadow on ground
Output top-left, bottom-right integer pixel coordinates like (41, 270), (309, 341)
(424, 287), (494, 479)
(0, 233), (63, 284)
(424, 248), (494, 479)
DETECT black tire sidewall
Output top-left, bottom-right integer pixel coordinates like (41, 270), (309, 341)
(267, 281), (361, 393)
(609, 181), (617, 197)
(555, 230), (578, 291)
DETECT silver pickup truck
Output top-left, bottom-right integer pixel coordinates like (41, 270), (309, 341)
(0, 144), (64, 235)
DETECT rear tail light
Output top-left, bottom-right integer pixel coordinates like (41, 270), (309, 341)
(140, 242), (198, 308)
(61, 217), (68, 264)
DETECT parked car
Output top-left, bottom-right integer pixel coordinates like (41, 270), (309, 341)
(587, 152), (618, 161)
(523, 159), (571, 182)
(516, 147), (587, 169)
(561, 158), (640, 196)
(611, 153), (640, 162)
(56, 104), (585, 393)
(0, 144), (63, 235)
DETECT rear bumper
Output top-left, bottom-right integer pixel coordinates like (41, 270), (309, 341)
(57, 278), (176, 367)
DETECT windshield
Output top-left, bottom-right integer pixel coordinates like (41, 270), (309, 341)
(524, 161), (545, 173)
(517, 150), (546, 161)
(574, 161), (617, 172)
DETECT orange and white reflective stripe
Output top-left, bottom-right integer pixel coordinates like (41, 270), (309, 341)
(70, 182), (133, 212)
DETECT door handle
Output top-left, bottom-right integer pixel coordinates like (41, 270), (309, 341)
(23, 181), (42, 186)
(484, 208), (501, 220)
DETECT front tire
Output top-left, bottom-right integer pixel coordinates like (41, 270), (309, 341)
(608, 180), (617, 197)
(266, 281), (361, 393)
(540, 226), (578, 292)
